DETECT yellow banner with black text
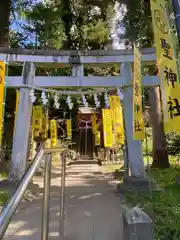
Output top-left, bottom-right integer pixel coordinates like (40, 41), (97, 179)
(150, 0), (180, 133)
(102, 109), (113, 148)
(133, 45), (145, 140)
(109, 96), (124, 145)
(66, 119), (72, 140)
(32, 105), (43, 139)
(50, 119), (57, 147)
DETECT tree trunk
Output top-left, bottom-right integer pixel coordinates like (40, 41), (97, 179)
(61, 0), (73, 49)
(149, 86), (169, 168)
(0, 0), (11, 47)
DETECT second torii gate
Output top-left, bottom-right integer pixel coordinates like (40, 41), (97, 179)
(0, 47), (159, 181)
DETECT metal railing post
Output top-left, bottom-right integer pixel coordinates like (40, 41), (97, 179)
(41, 153), (52, 240)
(0, 149), (44, 239)
(59, 151), (66, 239)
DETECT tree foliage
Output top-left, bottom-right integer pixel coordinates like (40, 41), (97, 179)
(0, 0), (119, 164)
(9, 0), (114, 50)
(122, 0), (153, 47)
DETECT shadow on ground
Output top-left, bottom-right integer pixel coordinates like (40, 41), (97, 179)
(1, 164), (123, 240)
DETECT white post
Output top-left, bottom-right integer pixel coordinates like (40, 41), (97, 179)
(72, 63), (84, 159)
(9, 62), (35, 181)
(72, 64), (84, 78)
(121, 62), (145, 177)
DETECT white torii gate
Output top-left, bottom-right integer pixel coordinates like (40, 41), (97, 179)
(0, 47), (159, 181)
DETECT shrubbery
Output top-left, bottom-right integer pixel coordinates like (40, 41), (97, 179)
(166, 133), (180, 156)
(126, 166), (180, 240)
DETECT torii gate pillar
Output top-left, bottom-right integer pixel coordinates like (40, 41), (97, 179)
(9, 62), (35, 181)
(121, 63), (145, 177)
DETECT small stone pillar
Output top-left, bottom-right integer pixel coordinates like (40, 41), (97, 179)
(121, 62), (145, 177)
(122, 205), (154, 240)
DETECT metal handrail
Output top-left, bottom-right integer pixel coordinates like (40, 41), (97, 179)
(0, 147), (67, 240)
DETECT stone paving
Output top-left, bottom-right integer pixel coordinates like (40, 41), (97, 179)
(2, 161), (123, 240)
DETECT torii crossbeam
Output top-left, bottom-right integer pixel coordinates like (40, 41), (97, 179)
(0, 47), (159, 181)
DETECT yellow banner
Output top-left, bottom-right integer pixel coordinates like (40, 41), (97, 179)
(133, 45), (145, 140)
(14, 90), (20, 122)
(110, 96), (124, 145)
(50, 119), (57, 147)
(115, 109), (124, 144)
(112, 132), (116, 146)
(150, 0), (174, 67)
(114, 96), (124, 145)
(95, 131), (100, 146)
(102, 109), (113, 147)
(66, 119), (72, 139)
(150, 0), (180, 132)
(0, 62), (6, 145)
(42, 113), (48, 140)
(32, 105), (43, 139)
(109, 97), (116, 130)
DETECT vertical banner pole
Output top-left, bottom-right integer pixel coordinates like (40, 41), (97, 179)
(0, 61), (7, 147)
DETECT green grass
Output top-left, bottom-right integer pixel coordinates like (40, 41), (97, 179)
(0, 172), (8, 179)
(125, 166), (180, 240)
(0, 189), (9, 206)
(103, 127), (180, 239)
(0, 172), (9, 206)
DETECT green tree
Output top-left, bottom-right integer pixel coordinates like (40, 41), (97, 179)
(20, 0), (113, 50)
(2, 0), (119, 166)
(122, 0), (170, 168)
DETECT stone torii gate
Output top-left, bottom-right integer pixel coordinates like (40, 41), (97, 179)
(0, 47), (159, 181)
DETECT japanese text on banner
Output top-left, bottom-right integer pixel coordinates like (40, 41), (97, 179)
(32, 105), (43, 139)
(150, 0), (180, 132)
(102, 109), (113, 147)
(66, 119), (72, 139)
(109, 97), (116, 130)
(42, 113), (48, 140)
(50, 120), (57, 147)
(109, 96), (124, 145)
(0, 62), (6, 145)
(133, 45), (145, 140)
(91, 113), (100, 146)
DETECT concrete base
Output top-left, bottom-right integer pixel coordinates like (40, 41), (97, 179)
(113, 169), (127, 179)
(117, 176), (161, 193)
(0, 179), (18, 193)
(122, 205), (154, 240)
(176, 175), (180, 185)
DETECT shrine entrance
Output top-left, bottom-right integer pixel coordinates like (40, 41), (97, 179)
(76, 107), (94, 158)
(0, 47), (158, 181)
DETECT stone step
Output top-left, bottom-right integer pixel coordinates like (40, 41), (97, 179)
(68, 160), (98, 165)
